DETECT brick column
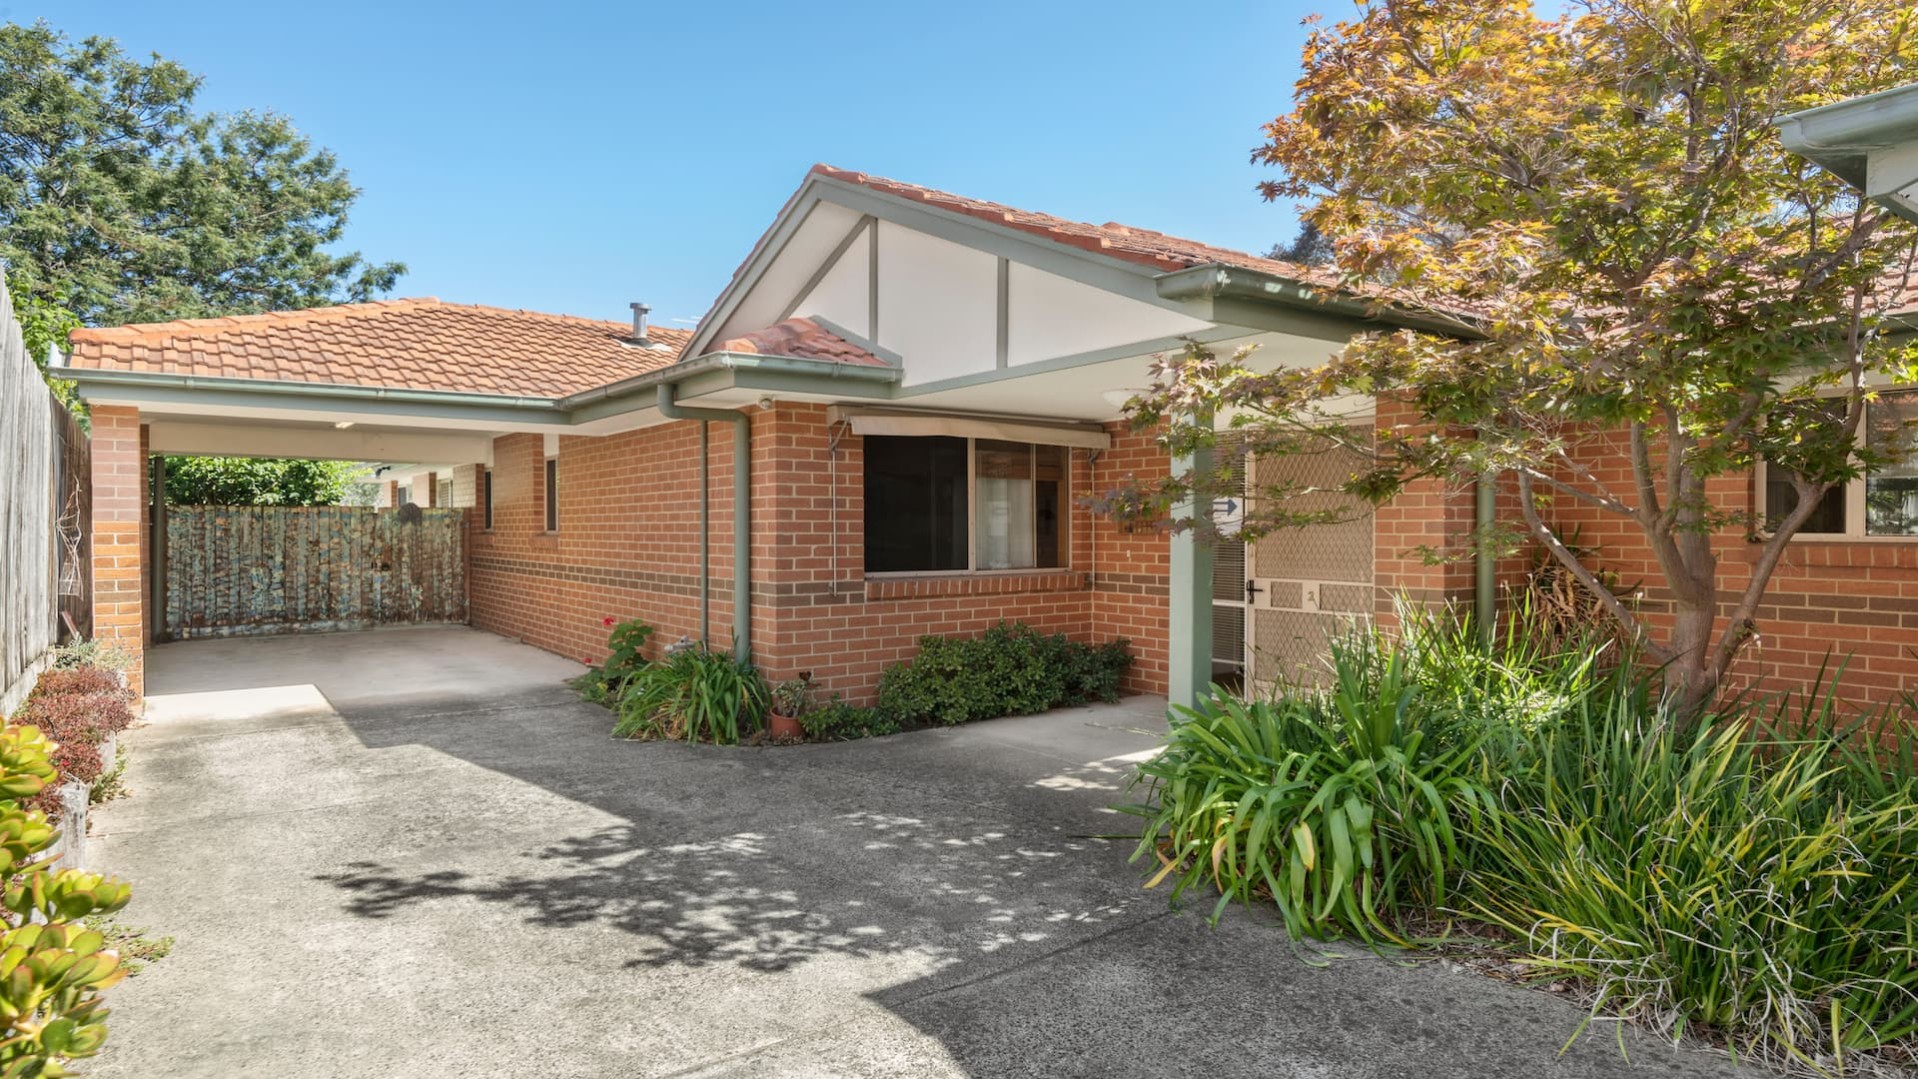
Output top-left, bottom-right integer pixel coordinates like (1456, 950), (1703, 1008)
(451, 464), (481, 508)
(90, 406), (146, 696)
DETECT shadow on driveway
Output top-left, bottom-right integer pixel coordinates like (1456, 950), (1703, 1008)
(92, 627), (1753, 1078)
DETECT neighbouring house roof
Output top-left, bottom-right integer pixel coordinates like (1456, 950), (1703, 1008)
(809, 165), (1345, 289)
(713, 317), (891, 367)
(63, 298), (694, 399)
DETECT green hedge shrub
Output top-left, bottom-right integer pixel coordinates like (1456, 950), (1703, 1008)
(799, 697), (899, 741)
(876, 622), (1131, 727)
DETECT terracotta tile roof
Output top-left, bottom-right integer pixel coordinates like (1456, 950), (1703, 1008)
(809, 164), (1346, 290)
(714, 317), (891, 367)
(64, 298), (692, 399)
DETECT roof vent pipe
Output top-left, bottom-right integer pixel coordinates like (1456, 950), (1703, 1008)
(629, 302), (652, 346)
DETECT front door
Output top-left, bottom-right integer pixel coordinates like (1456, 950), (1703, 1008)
(1244, 429), (1375, 693)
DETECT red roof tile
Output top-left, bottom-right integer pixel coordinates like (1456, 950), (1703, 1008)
(809, 164), (1345, 289)
(65, 298), (692, 399)
(714, 318), (891, 367)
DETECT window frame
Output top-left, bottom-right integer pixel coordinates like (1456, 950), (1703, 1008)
(481, 468), (494, 531)
(863, 435), (1071, 577)
(543, 456), (559, 533)
(1756, 387), (1918, 542)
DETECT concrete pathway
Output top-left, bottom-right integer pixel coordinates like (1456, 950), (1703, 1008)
(90, 626), (1752, 1078)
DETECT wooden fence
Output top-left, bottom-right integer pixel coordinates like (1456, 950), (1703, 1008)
(0, 277), (91, 712)
(161, 505), (466, 639)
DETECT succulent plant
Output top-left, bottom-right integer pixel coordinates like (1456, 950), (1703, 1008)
(0, 717), (134, 1075)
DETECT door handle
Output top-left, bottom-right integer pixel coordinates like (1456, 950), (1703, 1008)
(1245, 580), (1263, 602)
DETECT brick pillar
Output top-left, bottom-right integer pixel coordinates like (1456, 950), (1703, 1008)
(90, 406), (146, 696)
(451, 464), (481, 508)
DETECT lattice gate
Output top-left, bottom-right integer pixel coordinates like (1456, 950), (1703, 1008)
(1244, 430), (1375, 691)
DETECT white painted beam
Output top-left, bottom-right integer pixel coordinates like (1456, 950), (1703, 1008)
(145, 420), (494, 467)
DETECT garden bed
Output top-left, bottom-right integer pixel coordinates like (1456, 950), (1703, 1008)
(573, 619), (1133, 747)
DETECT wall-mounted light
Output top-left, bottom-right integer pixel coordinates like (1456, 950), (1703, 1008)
(334, 421), (356, 430)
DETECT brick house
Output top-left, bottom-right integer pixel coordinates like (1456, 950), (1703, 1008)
(55, 159), (1918, 707)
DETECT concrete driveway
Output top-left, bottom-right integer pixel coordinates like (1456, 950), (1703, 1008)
(91, 626), (1750, 1078)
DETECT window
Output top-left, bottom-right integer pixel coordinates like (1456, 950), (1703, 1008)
(482, 468), (494, 530)
(544, 457), (558, 532)
(396, 484), (412, 507)
(436, 477), (453, 508)
(1763, 389), (1918, 538)
(864, 435), (1069, 573)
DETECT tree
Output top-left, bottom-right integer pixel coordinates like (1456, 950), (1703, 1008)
(1268, 219), (1335, 266)
(1128, 0), (1918, 710)
(0, 21), (403, 355)
(162, 458), (365, 507)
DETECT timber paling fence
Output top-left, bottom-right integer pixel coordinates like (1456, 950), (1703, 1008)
(0, 277), (91, 712)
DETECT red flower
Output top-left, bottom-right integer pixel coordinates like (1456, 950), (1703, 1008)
(602, 616), (617, 627)
(582, 657), (596, 665)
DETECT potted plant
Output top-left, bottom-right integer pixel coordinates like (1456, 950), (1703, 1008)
(768, 675), (815, 742)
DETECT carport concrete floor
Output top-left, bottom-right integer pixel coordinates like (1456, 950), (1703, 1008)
(91, 625), (1753, 1078)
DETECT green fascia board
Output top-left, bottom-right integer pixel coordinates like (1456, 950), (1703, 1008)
(1778, 83), (1918, 225)
(807, 175), (1208, 318)
(1157, 264), (1483, 339)
(65, 352), (903, 430)
(62, 368), (574, 426)
(893, 326), (1250, 399)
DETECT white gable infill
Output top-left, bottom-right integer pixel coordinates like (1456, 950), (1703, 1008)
(687, 172), (1279, 388)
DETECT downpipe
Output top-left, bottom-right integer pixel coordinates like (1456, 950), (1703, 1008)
(657, 384), (751, 659)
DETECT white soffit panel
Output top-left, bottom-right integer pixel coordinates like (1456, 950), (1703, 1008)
(828, 407), (1111, 449)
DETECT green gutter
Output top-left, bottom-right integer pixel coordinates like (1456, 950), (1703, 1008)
(1155, 265), (1483, 339)
(63, 351), (900, 429)
(656, 383), (753, 660)
(1778, 83), (1918, 225)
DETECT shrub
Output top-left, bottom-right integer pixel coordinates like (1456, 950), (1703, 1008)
(1126, 635), (1493, 943)
(48, 639), (133, 673)
(876, 622), (1131, 727)
(13, 692), (137, 815)
(29, 667), (127, 701)
(0, 723), (134, 1072)
(1128, 608), (1918, 1066)
(1466, 687), (1918, 1066)
(575, 618), (656, 704)
(614, 647), (765, 745)
(800, 696), (899, 741)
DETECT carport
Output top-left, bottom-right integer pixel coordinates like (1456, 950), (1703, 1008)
(56, 299), (704, 693)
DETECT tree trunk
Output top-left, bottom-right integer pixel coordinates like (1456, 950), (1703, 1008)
(1665, 591), (1720, 718)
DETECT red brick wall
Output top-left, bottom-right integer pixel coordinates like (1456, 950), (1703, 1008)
(467, 421), (735, 668)
(464, 405), (1175, 705)
(747, 404), (1165, 705)
(1531, 425), (1918, 703)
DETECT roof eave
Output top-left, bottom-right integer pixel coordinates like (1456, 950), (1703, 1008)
(1154, 264), (1484, 339)
(1779, 84), (1918, 225)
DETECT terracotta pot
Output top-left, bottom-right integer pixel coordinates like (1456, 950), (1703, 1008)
(768, 712), (804, 741)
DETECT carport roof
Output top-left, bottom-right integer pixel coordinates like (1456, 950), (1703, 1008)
(63, 298), (696, 399)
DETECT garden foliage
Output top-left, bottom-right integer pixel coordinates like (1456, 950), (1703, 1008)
(877, 622), (1131, 727)
(1127, 607), (1918, 1067)
(0, 671), (138, 1074)
(614, 646), (766, 746)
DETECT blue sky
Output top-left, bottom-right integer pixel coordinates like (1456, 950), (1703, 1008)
(25, 0), (1322, 330)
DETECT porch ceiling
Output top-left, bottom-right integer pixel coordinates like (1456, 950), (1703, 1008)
(142, 414), (495, 471)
